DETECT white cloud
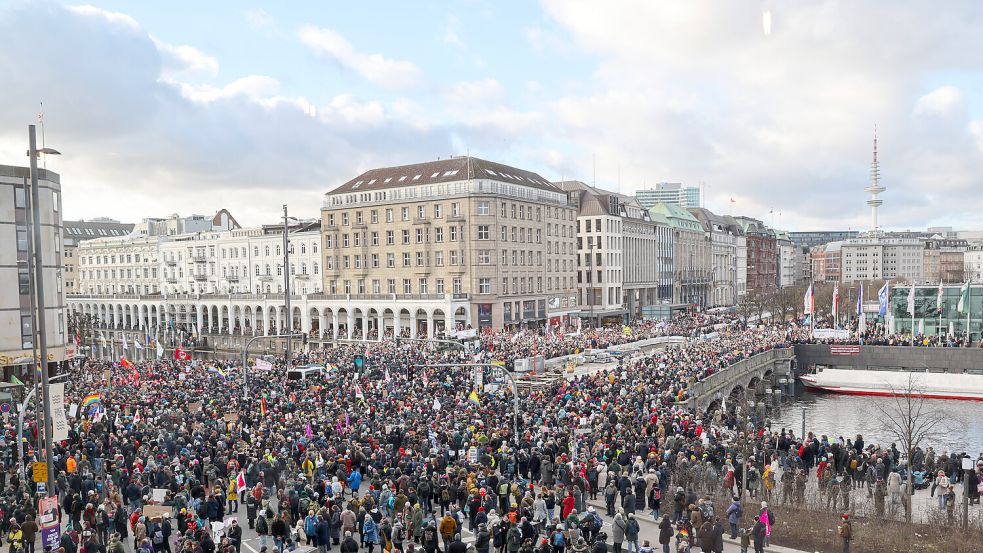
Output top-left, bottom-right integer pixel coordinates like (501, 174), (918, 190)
(244, 7), (274, 29)
(67, 4), (140, 31)
(914, 86), (963, 117)
(534, 0), (983, 230)
(0, 3), (451, 226)
(444, 78), (506, 106)
(298, 26), (421, 89)
(151, 37), (219, 75)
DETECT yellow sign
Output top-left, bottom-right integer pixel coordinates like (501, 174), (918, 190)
(32, 462), (48, 483)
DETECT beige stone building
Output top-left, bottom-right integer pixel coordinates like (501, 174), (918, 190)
(321, 156), (579, 333)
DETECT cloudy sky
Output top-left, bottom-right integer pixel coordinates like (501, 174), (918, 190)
(2, 1), (982, 231)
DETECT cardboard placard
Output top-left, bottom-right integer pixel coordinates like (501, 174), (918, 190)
(223, 412), (240, 422)
(189, 402), (203, 413)
(143, 505), (172, 520)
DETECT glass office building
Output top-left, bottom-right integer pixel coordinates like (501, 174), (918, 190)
(887, 284), (982, 340)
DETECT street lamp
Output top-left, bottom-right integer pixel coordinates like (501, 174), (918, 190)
(25, 125), (60, 498)
(282, 206), (299, 362)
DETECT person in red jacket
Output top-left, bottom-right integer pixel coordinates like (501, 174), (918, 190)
(561, 492), (577, 520)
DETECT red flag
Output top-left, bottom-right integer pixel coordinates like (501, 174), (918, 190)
(120, 357), (134, 369)
(174, 348), (191, 361)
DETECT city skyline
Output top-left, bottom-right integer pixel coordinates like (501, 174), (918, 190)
(3, 2), (983, 231)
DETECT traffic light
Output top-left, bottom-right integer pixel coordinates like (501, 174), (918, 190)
(353, 354), (365, 372)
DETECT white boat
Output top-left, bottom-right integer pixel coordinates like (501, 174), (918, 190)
(799, 367), (983, 401)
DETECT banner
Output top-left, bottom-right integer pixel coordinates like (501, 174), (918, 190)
(255, 359), (273, 371)
(49, 383), (69, 442)
(811, 328), (850, 340)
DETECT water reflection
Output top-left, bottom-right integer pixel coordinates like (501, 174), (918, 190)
(766, 391), (983, 455)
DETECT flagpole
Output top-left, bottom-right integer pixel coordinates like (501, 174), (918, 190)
(911, 286), (916, 347)
(968, 281), (973, 346)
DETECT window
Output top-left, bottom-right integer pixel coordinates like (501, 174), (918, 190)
(477, 225), (490, 240)
(372, 279), (381, 294)
(453, 278), (462, 294)
(501, 226), (508, 240)
(353, 233), (361, 247)
(434, 204), (442, 218)
(436, 278), (445, 294)
(435, 251), (444, 266)
(450, 227), (458, 241)
(435, 227), (444, 242)
(371, 232), (379, 246)
(343, 256), (350, 269)
(14, 187), (26, 208)
(21, 314), (33, 349)
(388, 279), (396, 294)
(402, 230), (410, 245)
(385, 209), (393, 222)
(416, 252), (425, 266)
(451, 203), (460, 217)
(502, 277), (509, 294)
(478, 250), (491, 264)
(15, 225), (28, 252)
(450, 251), (458, 265)
(18, 266), (30, 295)
(371, 254), (379, 268)
(477, 201), (490, 215)
(342, 213), (349, 225)
(501, 202), (507, 217)
(355, 211), (363, 224)
(401, 207), (409, 221)
(328, 215), (335, 226)
(386, 231), (394, 245)
(403, 279), (412, 294)
(358, 279), (365, 294)
(419, 278), (428, 294)
(403, 253), (411, 267)
(344, 280), (352, 294)
(417, 205), (426, 219)
(416, 228), (424, 243)
(387, 253), (395, 268)
(343, 234), (350, 247)
(479, 278), (491, 294)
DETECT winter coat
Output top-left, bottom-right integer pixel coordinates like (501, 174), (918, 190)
(611, 514), (626, 543)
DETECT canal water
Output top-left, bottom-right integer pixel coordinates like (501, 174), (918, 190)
(766, 391), (983, 456)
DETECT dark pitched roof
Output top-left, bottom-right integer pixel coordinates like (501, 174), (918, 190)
(62, 219), (134, 241)
(327, 156), (560, 195)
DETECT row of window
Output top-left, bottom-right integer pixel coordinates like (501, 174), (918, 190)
(325, 251), (465, 270)
(328, 277), (462, 296)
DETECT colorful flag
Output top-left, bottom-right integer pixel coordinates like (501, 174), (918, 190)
(957, 281), (971, 313)
(134, 340), (144, 350)
(175, 348), (191, 361)
(354, 384), (364, 400)
(878, 282), (890, 316)
(468, 390), (481, 406)
(9, 375), (24, 386)
(82, 393), (101, 408)
(803, 283), (814, 315)
(207, 366), (227, 380)
(132, 409), (142, 425)
(907, 285), (916, 316)
(260, 396), (267, 417)
(305, 421), (313, 439)
(236, 470), (247, 492)
(120, 357), (134, 370)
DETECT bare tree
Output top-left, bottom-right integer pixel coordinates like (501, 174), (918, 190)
(868, 373), (953, 523)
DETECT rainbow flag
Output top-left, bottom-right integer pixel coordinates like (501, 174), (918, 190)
(260, 396), (267, 417)
(83, 393), (101, 408)
(207, 366), (227, 380)
(468, 390), (481, 406)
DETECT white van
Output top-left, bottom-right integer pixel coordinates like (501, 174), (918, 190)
(286, 364), (323, 381)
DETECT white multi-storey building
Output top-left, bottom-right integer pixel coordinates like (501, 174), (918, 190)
(964, 243), (983, 282)
(156, 223), (323, 296)
(776, 232), (796, 288)
(840, 235), (924, 283)
(557, 181), (669, 323)
(77, 235), (160, 296)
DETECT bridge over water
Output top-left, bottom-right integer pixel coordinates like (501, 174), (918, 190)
(682, 347), (795, 412)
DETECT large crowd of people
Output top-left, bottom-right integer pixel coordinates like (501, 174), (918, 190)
(3, 312), (981, 553)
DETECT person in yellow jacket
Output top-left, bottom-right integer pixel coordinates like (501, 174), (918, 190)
(66, 456), (77, 474)
(228, 477), (239, 513)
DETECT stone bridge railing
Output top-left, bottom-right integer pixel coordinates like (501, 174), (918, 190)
(683, 347), (795, 411)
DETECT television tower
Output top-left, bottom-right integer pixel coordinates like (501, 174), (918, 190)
(864, 126), (885, 234)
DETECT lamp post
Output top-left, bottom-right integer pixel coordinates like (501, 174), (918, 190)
(26, 124), (60, 498)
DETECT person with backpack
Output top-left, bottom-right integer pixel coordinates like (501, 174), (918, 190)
(623, 514), (639, 553)
(725, 497), (743, 540)
(422, 521), (440, 553)
(837, 514), (852, 553)
(305, 511), (320, 546)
